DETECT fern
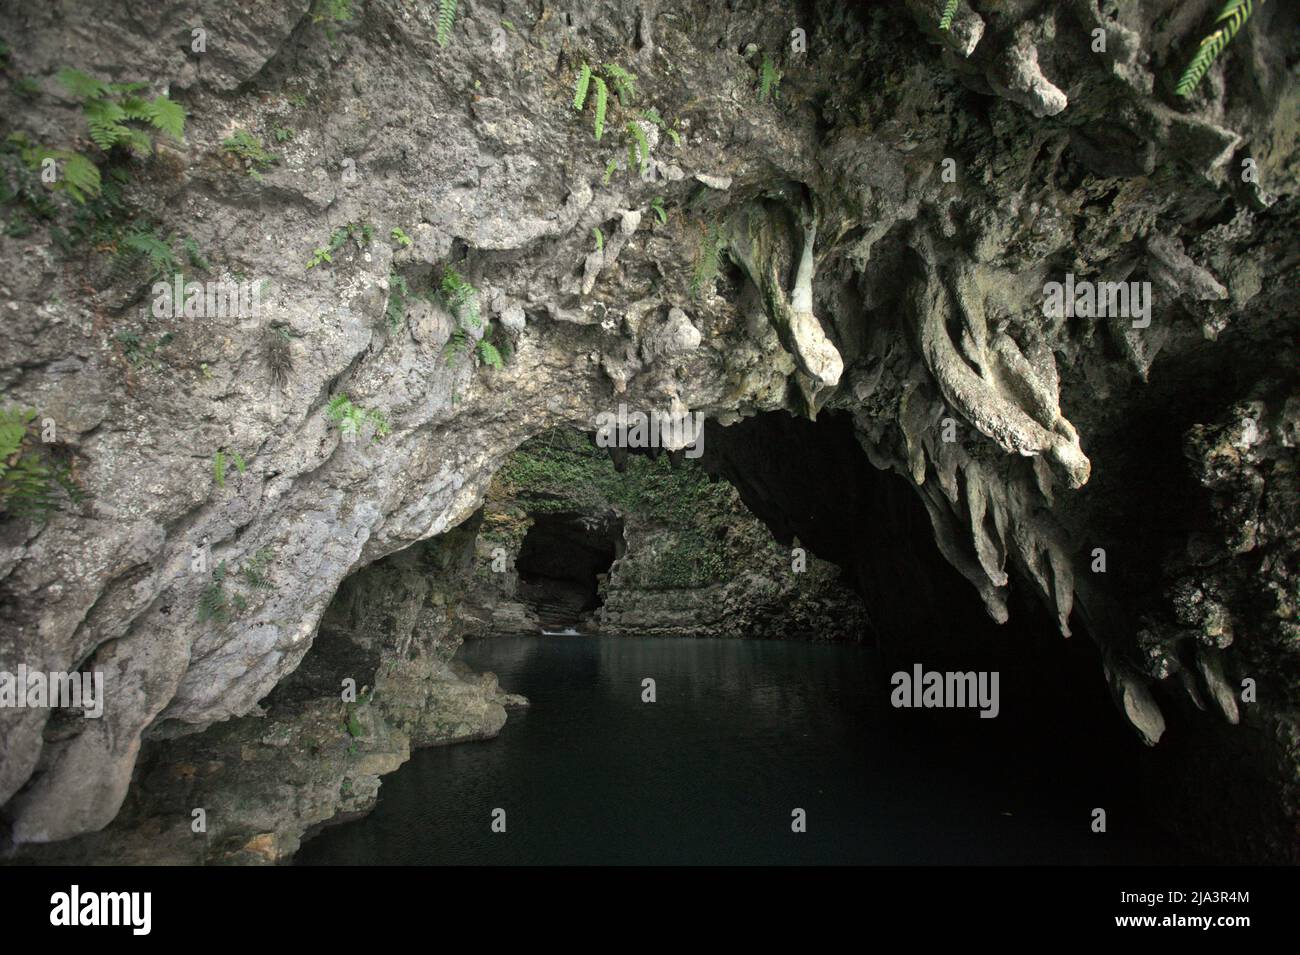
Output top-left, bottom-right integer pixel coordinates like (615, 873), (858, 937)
(311, 0), (353, 39)
(603, 64), (637, 106)
(55, 68), (110, 100)
(593, 77), (608, 142)
(141, 97), (186, 141)
(650, 196), (667, 224)
(441, 267), (481, 328)
(58, 69), (185, 154)
(759, 55), (782, 103)
(213, 450), (245, 488)
(574, 64), (592, 110)
(939, 0), (960, 31)
(240, 548), (274, 591)
(307, 221), (372, 269)
(326, 394), (389, 442)
(603, 156), (619, 185)
(626, 121), (650, 174)
(443, 328), (470, 365)
(327, 395), (364, 438)
(1176, 0), (1255, 97)
(311, 0), (353, 25)
(690, 224), (725, 299)
(386, 273), (410, 330)
(119, 226), (180, 281)
(390, 226), (413, 248)
(437, 0), (458, 48)
(0, 406), (74, 522)
(198, 562), (231, 624)
(16, 145), (101, 203)
(182, 236), (209, 270)
(592, 226), (604, 252)
(477, 339), (504, 370)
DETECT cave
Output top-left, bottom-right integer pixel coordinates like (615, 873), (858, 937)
(513, 511), (624, 629)
(0, 0), (1295, 896)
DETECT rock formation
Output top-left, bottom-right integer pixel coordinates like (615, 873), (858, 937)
(0, 0), (1295, 862)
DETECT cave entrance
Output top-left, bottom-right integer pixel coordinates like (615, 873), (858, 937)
(514, 511), (624, 631)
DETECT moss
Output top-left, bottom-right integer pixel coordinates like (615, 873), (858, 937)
(344, 704), (363, 738)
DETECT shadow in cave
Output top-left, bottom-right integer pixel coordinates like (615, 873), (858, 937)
(515, 511), (624, 630)
(697, 410), (1210, 862)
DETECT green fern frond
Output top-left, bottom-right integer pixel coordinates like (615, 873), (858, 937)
(326, 394), (386, 442)
(311, 0), (353, 26)
(592, 226), (604, 252)
(593, 77), (608, 141)
(61, 153), (102, 201)
(574, 64), (592, 110)
(242, 567), (273, 591)
(21, 147), (102, 203)
(939, 0), (960, 31)
(650, 196), (667, 224)
(231, 451), (247, 476)
(183, 236), (210, 270)
(626, 121), (650, 173)
(759, 55), (782, 103)
(198, 563), (230, 624)
(57, 70), (187, 154)
(84, 99), (129, 150)
(1176, 0), (1255, 97)
(386, 272), (409, 329)
(603, 64), (637, 105)
(120, 128), (153, 159)
(240, 548), (275, 591)
(441, 267), (481, 328)
(117, 96), (151, 123)
(690, 224), (725, 299)
(443, 329), (469, 365)
(437, 0), (457, 48)
(368, 409), (391, 439)
(142, 96), (186, 141)
(214, 450), (226, 488)
(603, 156), (619, 184)
(0, 407), (74, 522)
(120, 227), (179, 280)
(478, 339), (504, 370)
(56, 68), (110, 100)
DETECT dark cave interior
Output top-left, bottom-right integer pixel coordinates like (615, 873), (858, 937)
(515, 511), (625, 628)
(269, 408), (1260, 863)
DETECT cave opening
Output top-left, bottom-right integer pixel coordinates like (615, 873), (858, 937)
(514, 511), (624, 631)
(288, 409), (1209, 865)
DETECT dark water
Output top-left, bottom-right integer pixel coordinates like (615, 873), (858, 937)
(297, 635), (1192, 865)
